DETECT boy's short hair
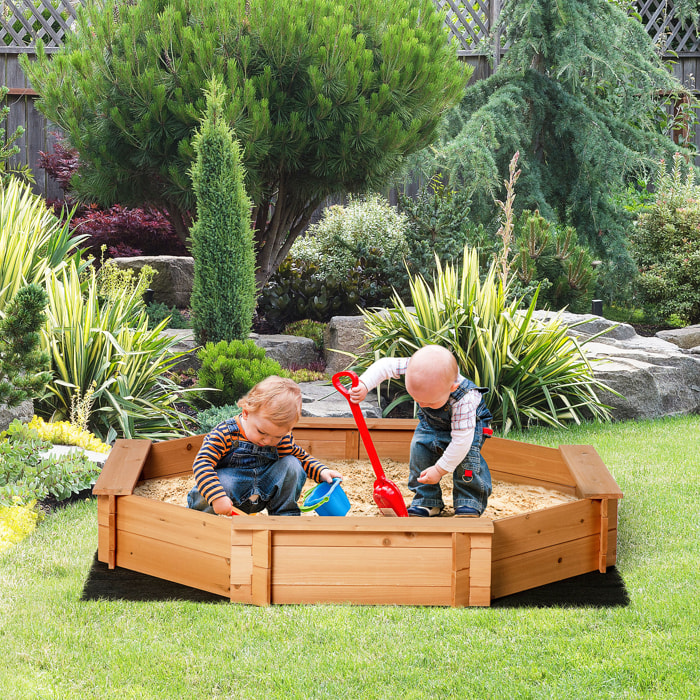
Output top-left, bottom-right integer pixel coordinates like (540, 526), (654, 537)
(238, 376), (302, 427)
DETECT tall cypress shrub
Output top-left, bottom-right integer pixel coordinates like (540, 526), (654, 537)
(190, 78), (256, 344)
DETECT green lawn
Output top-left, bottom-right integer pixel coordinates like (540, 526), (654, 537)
(1, 416), (698, 699)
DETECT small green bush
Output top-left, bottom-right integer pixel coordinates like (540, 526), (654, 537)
(511, 210), (596, 313)
(196, 340), (284, 407)
(0, 422), (101, 505)
(195, 404), (241, 433)
(145, 302), (190, 330)
(283, 320), (326, 351)
(631, 153), (700, 325)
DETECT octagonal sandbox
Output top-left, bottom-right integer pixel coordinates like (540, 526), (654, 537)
(93, 417), (622, 607)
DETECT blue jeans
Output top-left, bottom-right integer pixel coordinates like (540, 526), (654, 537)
(187, 449), (308, 516)
(408, 423), (492, 513)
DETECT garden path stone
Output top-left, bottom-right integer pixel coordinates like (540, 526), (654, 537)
(298, 380), (381, 419)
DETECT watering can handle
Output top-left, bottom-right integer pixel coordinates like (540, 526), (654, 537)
(332, 371), (386, 480)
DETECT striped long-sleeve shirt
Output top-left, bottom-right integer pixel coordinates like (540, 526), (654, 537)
(192, 418), (327, 505)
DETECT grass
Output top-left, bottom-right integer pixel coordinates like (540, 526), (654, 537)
(1, 415), (698, 699)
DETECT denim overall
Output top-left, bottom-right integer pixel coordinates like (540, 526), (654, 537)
(408, 378), (493, 513)
(186, 418), (307, 516)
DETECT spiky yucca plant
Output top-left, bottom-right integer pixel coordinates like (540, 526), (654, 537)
(355, 247), (613, 432)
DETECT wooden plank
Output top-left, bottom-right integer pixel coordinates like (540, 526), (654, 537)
(114, 495), (231, 557)
(141, 435), (204, 480)
(597, 498), (608, 573)
(230, 545), (253, 585)
(251, 530), (272, 606)
(483, 437), (577, 488)
(93, 439), (152, 495)
(271, 584), (453, 606)
(468, 587), (491, 607)
(451, 533), (471, 607)
(469, 547), (492, 589)
(491, 534), (599, 599)
(271, 545), (452, 587)
(231, 516), (493, 534)
(492, 499), (598, 561)
(274, 530), (452, 549)
(559, 445), (623, 499)
(116, 530), (230, 597)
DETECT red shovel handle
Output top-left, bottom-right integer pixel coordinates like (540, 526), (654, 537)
(332, 371), (386, 480)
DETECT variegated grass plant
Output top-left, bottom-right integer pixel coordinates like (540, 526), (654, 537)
(40, 262), (194, 441)
(0, 177), (87, 312)
(354, 246), (613, 432)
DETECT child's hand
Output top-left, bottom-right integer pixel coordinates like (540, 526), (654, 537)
(320, 468), (343, 483)
(417, 465), (448, 484)
(212, 495), (235, 515)
(348, 380), (368, 403)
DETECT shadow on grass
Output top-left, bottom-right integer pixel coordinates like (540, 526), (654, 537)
(82, 552), (629, 608)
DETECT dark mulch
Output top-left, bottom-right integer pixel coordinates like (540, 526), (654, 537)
(81, 551), (628, 607)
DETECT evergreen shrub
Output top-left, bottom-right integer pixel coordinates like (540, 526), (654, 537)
(195, 404), (241, 433)
(631, 153), (700, 325)
(189, 78), (256, 344)
(196, 340), (284, 407)
(511, 210), (596, 313)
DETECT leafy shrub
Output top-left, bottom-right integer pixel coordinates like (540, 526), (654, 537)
(196, 340), (284, 407)
(0, 284), (52, 407)
(282, 320), (326, 351)
(0, 499), (41, 553)
(0, 428), (101, 505)
(354, 246), (613, 432)
(259, 195), (411, 328)
(291, 195), (409, 279)
(39, 141), (186, 259)
(195, 404), (241, 434)
(630, 153), (700, 325)
(510, 210), (596, 313)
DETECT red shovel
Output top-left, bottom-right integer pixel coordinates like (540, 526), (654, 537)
(332, 371), (408, 517)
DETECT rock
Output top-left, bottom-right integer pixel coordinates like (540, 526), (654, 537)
(160, 328), (201, 373)
(110, 256), (194, 309)
(324, 315), (369, 375)
(40, 444), (111, 468)
(298, 380), (381, 419)
(251, 333), (319, 369)
(656, 324), (700, 350)
(0, 399), (33, 432)
(532, 310), (700, 421)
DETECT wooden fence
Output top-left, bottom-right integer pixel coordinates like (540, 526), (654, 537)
(1, 0), (699, 200)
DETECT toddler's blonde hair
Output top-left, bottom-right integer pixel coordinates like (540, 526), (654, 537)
(237, 375), (302, 427)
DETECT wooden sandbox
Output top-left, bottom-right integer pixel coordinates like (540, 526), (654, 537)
(93, 417), (623, 607)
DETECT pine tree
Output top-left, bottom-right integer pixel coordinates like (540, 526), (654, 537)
(189, 77), (256, 345)
(0, 284), (52, 407)
(22, 0), (468, 286)
(419, 0), (692, 275)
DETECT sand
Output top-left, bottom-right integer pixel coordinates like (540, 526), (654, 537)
(133, 458), (578, 519)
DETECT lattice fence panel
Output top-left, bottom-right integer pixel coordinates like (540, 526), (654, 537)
(637, 0), (700, 53)
(436, 0), (494, 54)
(0, 0), (81, 53)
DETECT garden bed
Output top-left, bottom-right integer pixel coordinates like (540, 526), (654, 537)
(93, 418), (622, 607)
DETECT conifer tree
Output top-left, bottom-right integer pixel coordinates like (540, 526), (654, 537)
(422, 0), (692, 275)
(22, 0), (468, 286)
(0, 284), (52, 407)
(189, 78), (256, 344)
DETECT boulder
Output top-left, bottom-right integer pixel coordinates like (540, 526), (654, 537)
(251, 333), (319, 369)
(110, 256), (194, 309)
(656, 324), (700, 350)
(324, 315), (369, 375)
(0, 399), (33, 432)
(532, 311), (700, 421)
